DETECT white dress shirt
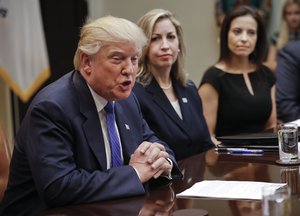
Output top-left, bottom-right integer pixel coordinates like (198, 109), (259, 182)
(87, 85), (123, 169)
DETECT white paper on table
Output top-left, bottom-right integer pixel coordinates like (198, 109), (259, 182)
(288, 119), (300, 126)
(176, 180), (286, 200)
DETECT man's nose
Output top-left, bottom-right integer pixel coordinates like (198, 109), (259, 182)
(122, 59), (135, 74)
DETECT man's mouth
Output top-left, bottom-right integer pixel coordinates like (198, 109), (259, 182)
(121, 80), (131, 87)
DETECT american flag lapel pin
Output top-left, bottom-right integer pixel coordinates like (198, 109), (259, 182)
(182, 98), (188, 103)
(125, 124), (130, 130)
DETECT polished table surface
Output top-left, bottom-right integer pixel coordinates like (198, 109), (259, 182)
(38, 149), (300, 216)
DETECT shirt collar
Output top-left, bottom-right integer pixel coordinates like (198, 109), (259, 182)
(87, 85), (108, 113)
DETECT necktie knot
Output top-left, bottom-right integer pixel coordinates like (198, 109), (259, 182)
(104, 101), (114, 114)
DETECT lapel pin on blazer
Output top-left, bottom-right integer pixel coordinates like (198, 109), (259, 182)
(182, 98), (188, 103)
(125, 124), (130, 130)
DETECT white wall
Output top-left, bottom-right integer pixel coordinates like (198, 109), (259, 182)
(269, 0), (286, 38)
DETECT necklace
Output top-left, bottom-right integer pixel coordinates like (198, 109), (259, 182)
(160, 82), (172, 90)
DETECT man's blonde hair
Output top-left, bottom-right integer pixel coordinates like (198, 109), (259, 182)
(73, 16), (147, 69)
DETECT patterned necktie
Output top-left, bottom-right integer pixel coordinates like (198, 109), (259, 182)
(104, 101), (122, 167)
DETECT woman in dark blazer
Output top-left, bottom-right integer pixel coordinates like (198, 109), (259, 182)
(133, 9), (213, 160)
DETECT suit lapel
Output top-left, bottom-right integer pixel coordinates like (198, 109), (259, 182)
(82, 112), (107, 169)
(173, 81), (199, 139)
(147, 79), (189, 133)
(173, 82), (191, 125)
(73, 72), (107, 169)
(114, 103), (136, 164)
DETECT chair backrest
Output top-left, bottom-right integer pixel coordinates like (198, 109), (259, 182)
(0, 125), (11, 202)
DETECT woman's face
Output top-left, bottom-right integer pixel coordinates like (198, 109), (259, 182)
(227, 15), (258, 58)
(284, 3), (300, 31)
(147, 18), (179, 71)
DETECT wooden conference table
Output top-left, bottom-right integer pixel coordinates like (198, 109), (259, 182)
(39, 149), (300, 216)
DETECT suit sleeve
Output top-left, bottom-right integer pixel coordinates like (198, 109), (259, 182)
(131, 93), (183, 180)
(276, 42), (300, 122)
(24, 101), (145, 207)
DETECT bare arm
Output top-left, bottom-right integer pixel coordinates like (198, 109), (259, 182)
(198, 83), (220, 145)
(265, 85), (277, 130)
(265, 44), (278, 72)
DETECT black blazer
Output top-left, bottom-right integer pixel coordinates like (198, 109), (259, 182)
(133, 78), (213, 161)
(0, 71), (182, 216)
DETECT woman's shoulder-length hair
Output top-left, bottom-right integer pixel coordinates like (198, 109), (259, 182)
(219, 5), (267, 66)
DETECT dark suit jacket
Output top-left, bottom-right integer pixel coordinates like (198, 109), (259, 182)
(276, 41), (300, 122)
(0, 71), (182, 216)
(133, 78), (213, 161)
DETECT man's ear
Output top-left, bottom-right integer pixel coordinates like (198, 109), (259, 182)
(80, 53), (92, 74)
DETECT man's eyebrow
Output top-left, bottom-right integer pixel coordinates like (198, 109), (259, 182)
(108, 50), (139, 58)
(107, 51), (124, 57)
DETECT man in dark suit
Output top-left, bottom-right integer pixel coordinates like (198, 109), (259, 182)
(276, 41), (300, 123)
(0, 16), (182, 216)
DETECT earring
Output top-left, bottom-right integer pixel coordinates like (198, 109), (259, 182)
(178, 49), (181, 52)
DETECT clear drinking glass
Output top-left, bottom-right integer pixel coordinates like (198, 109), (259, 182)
(262, 185), (291, 216)
(278, 123), (299, 162)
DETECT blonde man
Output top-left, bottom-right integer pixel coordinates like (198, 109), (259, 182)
(0, 16), (182, 215)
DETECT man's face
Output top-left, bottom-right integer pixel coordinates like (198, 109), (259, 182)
(81, 42), (140, 101)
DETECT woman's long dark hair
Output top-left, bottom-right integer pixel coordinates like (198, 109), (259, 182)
(219, 5), (267, 65)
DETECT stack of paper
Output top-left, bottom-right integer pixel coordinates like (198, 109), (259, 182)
(176, 180), (286, 200)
